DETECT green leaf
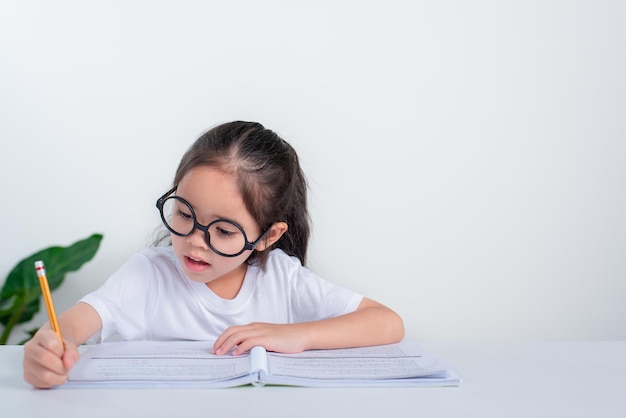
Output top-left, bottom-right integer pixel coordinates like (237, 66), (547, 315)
(18, 327), (40, 345)
(0, 293), (39, 325)
(0, 295), (20, 325)
(0, 233), (103, 328)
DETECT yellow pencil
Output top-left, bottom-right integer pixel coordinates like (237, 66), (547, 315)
(34, 261), (63, 344)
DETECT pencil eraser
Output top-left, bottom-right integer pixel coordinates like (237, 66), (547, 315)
(35, 260), (46, 275)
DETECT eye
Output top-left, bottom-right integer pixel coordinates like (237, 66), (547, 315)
(176, 208), (193, 221)
(216, 226), (237, 237)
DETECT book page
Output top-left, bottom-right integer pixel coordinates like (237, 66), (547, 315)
(69, 340), (251, 382)
(266, 342), (445, 380)
(60, 340), (459, 388)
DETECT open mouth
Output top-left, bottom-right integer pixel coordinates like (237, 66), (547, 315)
(184, 255), (210, 272)
(186, 256), (207, 265)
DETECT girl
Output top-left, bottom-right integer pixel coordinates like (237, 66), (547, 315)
(23, 121), (404, 388)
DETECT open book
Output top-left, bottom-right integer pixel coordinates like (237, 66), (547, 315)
(65, 340), (460, 388)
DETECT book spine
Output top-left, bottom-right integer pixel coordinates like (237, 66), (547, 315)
(251, 370), (265, 387)
(249, 346), (268, 386)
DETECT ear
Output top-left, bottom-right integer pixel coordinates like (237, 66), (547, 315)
(256, 222), (288, 251)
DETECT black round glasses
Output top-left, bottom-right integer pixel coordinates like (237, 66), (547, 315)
(156, 187), (270, 257)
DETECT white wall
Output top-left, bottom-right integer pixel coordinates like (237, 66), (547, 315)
(1, 1), (625, 344)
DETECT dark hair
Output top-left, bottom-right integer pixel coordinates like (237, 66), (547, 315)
(170, 121), (310, 266)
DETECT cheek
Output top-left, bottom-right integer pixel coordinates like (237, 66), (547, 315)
(170, 235), (186, 254)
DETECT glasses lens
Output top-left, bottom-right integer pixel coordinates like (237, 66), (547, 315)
(207, 221), (246, 256)
(161, 197), (195, 236)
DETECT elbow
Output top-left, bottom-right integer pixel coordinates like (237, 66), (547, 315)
(378, 308), (405, 344)
(389, 312), (405, 343)
(358, 298), (405, 344)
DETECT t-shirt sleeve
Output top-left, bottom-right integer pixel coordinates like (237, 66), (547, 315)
(285, 259), (363, 323)
(80, 251), (156, 342)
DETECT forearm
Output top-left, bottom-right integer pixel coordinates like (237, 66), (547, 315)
(212, 298), (405, 356)
(41, 302), (102, 346)
(301, 298), (405, 350)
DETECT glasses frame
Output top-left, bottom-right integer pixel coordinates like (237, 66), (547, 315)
(156, 187), (270, 258)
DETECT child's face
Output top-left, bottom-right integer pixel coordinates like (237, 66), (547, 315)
(171, 166), (262, 291)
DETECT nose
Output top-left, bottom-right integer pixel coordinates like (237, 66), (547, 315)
(186, 227), (209, 250)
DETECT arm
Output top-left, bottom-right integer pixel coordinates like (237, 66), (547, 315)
(212, 297), (405, 356)
(23, 302), (102, 388)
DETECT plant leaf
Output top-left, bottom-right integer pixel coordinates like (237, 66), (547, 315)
(18, 327), (40, 345)
(0, 292), (39, 321)
(0, 233), (103, 327)
(0, 295), (18, 323)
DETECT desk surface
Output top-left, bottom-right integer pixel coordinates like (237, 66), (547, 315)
(1, 341), (625, 418)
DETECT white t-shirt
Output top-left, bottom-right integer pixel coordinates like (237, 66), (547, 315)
(80, 247), (362, 342)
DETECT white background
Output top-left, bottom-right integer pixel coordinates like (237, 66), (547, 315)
(1, 1), (624, 344)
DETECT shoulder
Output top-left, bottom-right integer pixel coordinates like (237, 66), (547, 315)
(107, 246), (179, 284)
(261, 249), (307, 275)
(265, 248), (303, 266)
(257, 249), (325, 286)
(255, 250), (363, 319)
(126, 246), (177, 269)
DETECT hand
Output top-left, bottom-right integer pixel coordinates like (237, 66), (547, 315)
(23, 329), (80, 389)
(212, 322), (309, 356)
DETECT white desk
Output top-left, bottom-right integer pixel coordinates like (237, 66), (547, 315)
(1, 342), (625, 418)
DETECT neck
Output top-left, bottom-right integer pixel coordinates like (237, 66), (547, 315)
(206, 263), (247, 299)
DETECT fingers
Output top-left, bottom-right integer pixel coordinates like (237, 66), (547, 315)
(23, 330), (74, 389)
(212, 323), (263, 356)
(212, 325), (243, 356)
(62, 342), (80, 369)
(212, 323), (306, 356)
